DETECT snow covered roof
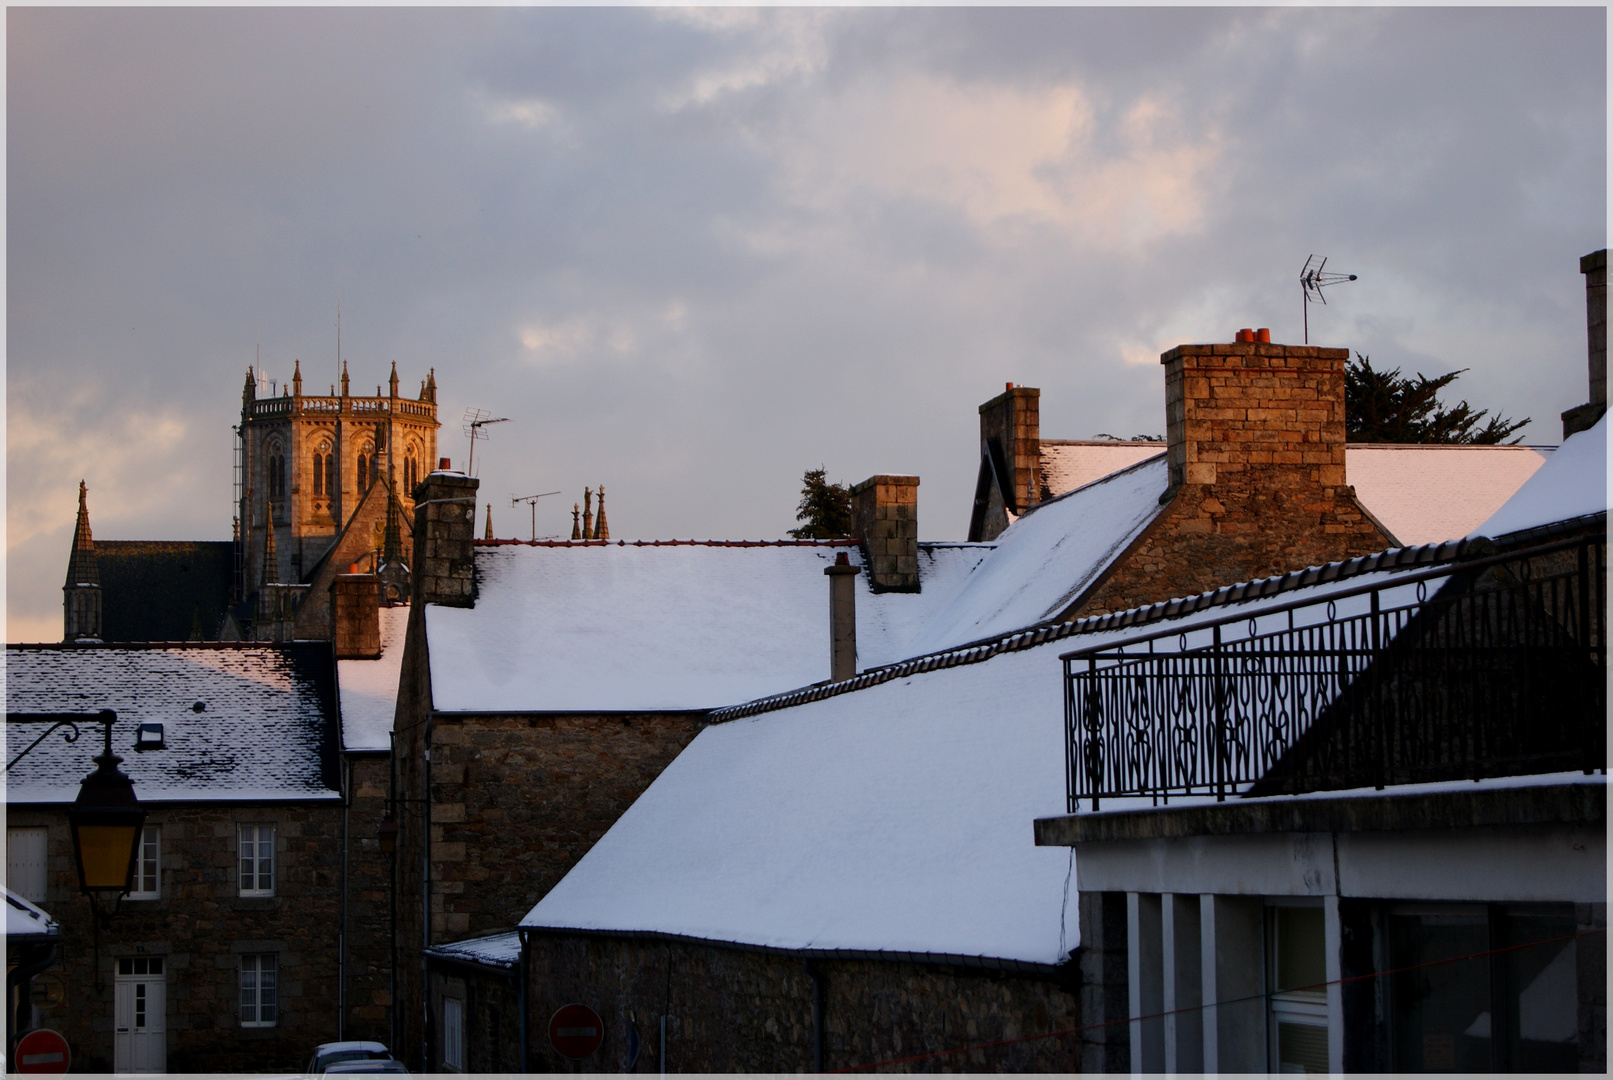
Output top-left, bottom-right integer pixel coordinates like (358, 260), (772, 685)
(901, 456), (1168, 656)
(1346, 443), (1554, 546)
(6, 643), (340, 804)
(425, 541), (991, 713)
(6, 889), (58, 941)
(1039, 441), (1553, 549)
(1039, 441), (1163, 496)
(521, 546), (1463, 967)
(338, 605), (410, 752)
(1472, 414), (1606, 539)
(425, 931), (522, 970)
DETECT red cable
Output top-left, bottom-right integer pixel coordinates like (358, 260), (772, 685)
(825, 925), (1604, 1073)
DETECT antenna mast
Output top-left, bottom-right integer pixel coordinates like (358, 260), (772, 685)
(1299, 255), (1358, 344)
(462, 408), (509, 477)
(511, 491), (562, 542)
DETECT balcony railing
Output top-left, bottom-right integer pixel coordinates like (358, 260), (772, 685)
(246, 395), (437, 421)
(1062, 532), (1605, 812)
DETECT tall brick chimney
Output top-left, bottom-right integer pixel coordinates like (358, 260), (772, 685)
(970, 384), (1041, 541)
(332, 567), (381, 659)
(1073, 333), (1393, 617)
(852, 475), (919, 592)
(413, 459), (479, 607)
(1563, 249), (1607, 438)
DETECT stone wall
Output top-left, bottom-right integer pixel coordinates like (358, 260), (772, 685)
(852, 475), (921, 592)
(429, 962), (522, 1072)
(524, 934), (1082, 1072)
(1069, 342), (1392, 617)
(343, 754), (395, 1046)
(7, 802), (344, 1072)
(980, 385), (1044, 511)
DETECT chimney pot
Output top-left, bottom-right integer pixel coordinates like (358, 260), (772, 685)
(1256, 328), (1271, 343)
(1235, 328), (1255, 343)
(439, 457), (451, 470)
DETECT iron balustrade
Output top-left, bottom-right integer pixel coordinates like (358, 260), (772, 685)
(1062, 533), (1605, 812)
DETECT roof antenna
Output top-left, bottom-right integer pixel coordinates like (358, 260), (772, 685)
(511, 491), (562, 542)
(462, 407), (509, 477)
(1299, 255), (1357, 344)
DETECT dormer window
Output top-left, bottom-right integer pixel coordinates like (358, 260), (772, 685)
(136, 723), (165, 750)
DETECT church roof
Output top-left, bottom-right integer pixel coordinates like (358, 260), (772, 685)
(95, 541), (235, 641)
(5, 642), (340, 804)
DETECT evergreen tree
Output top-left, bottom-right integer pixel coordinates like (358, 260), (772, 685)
(1346, 353), (1528, 444)
(788, 467), (854, 539)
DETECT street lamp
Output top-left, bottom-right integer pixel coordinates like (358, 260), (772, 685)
(6, 711), (146, 922)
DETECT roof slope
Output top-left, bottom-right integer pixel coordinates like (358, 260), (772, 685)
(1039, 441), (1163, 496)
(6, 643), (340, 803)
(339, 604), (411, 751)
(426, 542), (990, 714)
(902, 456), (1168, 656)
(6, 889), (58, 941)
(1472, 414), (1606, 538)
(1345, 444), (1553, 546)
(96, 540), (234, 641)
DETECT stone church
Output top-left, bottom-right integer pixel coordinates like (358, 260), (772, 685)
(62, 360), (440, 643)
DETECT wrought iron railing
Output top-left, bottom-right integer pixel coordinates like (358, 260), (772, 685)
(1063, 533), (1605, 811)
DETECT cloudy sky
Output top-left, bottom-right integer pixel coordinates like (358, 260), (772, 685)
(7, 6), (1605, 641)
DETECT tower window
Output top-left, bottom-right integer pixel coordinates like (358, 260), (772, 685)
(326, 453), (336, 498)
(312, 453), (324, 496)
(357, 454), (368, 490)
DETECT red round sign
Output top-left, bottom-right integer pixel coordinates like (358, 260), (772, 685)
(548, 1003), (605, 1059)
(14, 1029), (70, 1074)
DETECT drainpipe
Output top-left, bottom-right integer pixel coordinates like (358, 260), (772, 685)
(339, 755), (350, 1040)
(421, 716), (433, 1072)
(517, 928), (530, 1072)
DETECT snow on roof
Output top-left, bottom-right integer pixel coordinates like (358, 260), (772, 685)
(1472, 414), (1607, 538)
(425, 930), (522, 970)
(1346, 443), (1554, 546)
(1040, 441), (1164, 497)
(901, 456), (1169, 656)
(425, 542), (991, 713)
(6, 889), (58, 940)
(521, 556), (1446, 965)
(338, 605), (410, 752)
(6, 644), (340, 804)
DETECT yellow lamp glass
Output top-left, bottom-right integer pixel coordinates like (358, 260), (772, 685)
(75, 824), (140, 889)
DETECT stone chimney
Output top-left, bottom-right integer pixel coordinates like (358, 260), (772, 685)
(413, 458), (479, 607)
(970, 384), (1041, 541)
(63, 480), (103, 642)
(1071, 331), (1392, 617)
(852, 475), (919, 592)
(824, 551), (860, 681)
(1563, 249), (1607, 438)
(332, 567), (381, 660)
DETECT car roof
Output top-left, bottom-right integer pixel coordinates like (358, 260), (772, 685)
(321, 1061), (409, 1074)
(313, 1042), (390, 1055)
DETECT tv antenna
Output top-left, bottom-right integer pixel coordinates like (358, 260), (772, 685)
(462, 408), (509, 476)
(1299, 255), (1357, 344)
(511, 491), (562, 542)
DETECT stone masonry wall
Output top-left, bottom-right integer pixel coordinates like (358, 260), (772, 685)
(343, 754), (396, 1046)
(7, 802), (344, 1073)
(1070, 343), (1392, 617)
(853, 475), (920, 592)
(525, 934), (1082, 1073)
(979, 385), (1044, 512)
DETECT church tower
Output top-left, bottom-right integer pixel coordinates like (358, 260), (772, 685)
(237, 360), (440, 598)
(63, 481), (103, 642)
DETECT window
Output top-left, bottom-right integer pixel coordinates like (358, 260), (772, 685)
(239, 954), (278, 1027)
(443, 997), (464, 1070)
(325, 452), (336, 499)
(128, 825), (161, 900)
(267, 451), (285, 497)
(6, 827), (49, 902)
(1269, 904), (1329, 1073)
(237, 825), (274, 896)
(313, 453), (325, 495)
(356, 453), (369, 490)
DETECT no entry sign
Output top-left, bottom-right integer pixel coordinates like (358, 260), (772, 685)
(548, 1003), (604, 1059)
(14, 1029), (70, 1074)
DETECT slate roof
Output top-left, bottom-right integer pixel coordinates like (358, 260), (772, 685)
(424, 931), (522, 971)
(6, 889), (58, 942)
(6, 643), (340, 804)
(95, 540), (235, 641)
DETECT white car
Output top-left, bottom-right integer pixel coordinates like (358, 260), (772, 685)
(305, 1041), (394, 1076)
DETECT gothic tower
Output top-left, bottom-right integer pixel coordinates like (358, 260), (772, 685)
(237, 361), (440, 595)
(63, 481), (103, 642)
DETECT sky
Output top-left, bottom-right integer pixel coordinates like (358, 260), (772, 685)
(6, 6), (1606, 642)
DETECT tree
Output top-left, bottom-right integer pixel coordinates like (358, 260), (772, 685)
(1345, 353), (1529, 444)
(788, 467), (854, 539)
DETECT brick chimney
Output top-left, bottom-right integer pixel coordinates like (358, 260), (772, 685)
(332, 567), (381, 659)
(824, 551), (860, 681)
(1072, 332), (1393, 617)
(1563, 249), (1607, 438)
(852, 475), (919, 592)
(413, 459), (479, 607)
(969, 384), (1041, 541)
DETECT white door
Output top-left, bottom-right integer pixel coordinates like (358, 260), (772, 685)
(114, 957), (166, 1073)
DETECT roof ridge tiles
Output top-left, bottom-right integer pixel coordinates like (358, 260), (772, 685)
(706, 533), (1499, 724)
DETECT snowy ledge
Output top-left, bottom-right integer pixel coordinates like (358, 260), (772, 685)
(1032, 773), (1605, 846)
